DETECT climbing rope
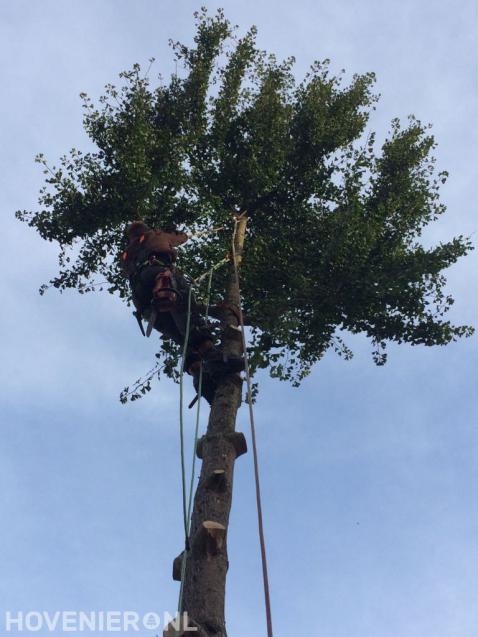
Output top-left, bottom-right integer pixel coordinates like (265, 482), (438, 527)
(177, 256), (229, 614)
(189, 224), (226, 239)
(175, 220), (273, 637)
(232, 217), (274, 637)
(177, 282), (200, 614)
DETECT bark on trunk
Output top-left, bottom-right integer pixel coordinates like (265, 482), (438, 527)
(169, 216), (248, 637)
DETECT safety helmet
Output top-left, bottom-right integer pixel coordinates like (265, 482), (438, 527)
(127, 220), (150, 240)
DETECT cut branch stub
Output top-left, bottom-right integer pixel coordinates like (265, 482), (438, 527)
(192, 520), (226, 558)
(226, 431), (247, 458)
(172, 551), (184, 582)
(196, 432), (247, 460)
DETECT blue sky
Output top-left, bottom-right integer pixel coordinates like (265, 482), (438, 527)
(1, 1), (477, 635)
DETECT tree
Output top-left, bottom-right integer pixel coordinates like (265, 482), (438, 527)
(17, 8), (473, 636)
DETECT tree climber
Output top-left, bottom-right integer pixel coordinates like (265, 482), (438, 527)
(121, 220), (244, 404)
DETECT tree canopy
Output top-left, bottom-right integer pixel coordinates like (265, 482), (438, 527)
(17, 8), (473, 391)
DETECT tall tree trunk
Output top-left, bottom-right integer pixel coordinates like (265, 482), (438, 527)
(170, 217), (248, 637)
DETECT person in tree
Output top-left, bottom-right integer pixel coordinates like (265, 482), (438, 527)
(121, 220), (244, 403)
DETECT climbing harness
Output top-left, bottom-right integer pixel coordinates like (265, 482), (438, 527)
(136, 264), (182, 338)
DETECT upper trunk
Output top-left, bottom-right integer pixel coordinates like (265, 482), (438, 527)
(168, 216), (248, 637)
